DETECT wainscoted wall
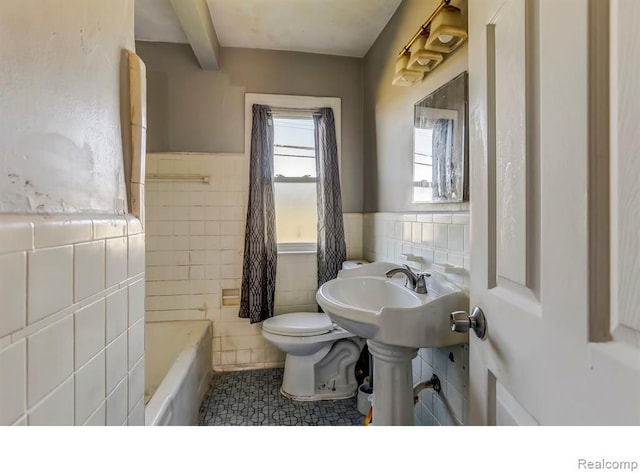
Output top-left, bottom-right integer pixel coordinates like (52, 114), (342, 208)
(363, 211), (470, 426)
(145, 152), (363, 371)
(0, 215), (145, 426)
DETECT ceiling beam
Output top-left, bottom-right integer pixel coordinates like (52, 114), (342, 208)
(169, 0), (220, 70)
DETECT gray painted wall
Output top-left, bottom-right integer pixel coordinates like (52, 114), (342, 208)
(363, 0), (468, 212)
(136, 42), (363, 212)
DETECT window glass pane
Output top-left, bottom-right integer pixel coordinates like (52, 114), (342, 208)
(273, 116), (317, 243)
(414, 162), (432, 181)
(413, 127), (434, 202)
(273, 118), (316, 177)
(274, 182), (317, 243)
(414, 128), (433, 164)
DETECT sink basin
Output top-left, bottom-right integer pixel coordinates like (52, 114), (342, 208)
(336, 261), (405, 279)
(316, 271), (469, 348)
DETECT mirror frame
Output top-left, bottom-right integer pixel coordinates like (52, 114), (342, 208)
(412, 71), (469, 204)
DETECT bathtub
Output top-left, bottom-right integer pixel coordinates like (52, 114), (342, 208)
(145, 320), (213, 426)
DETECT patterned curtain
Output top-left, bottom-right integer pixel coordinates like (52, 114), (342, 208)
(314, 108), (346, 288)
(239, 105), (277, 323)
(432, 118), (454, 200)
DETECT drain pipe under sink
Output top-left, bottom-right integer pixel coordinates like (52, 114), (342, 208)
(413, 374), (441, 404)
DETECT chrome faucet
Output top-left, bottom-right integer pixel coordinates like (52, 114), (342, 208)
(385, 265), (430, 294)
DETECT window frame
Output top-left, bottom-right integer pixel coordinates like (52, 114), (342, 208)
(244, 94), (342, 253)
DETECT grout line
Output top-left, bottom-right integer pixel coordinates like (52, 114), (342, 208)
(25, 375), (74, 424)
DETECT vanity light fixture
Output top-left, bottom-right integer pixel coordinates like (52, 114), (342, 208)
(392, 0), (467, 86)
(392, 54), (424, 86)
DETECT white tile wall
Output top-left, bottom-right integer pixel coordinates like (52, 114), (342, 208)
(363, 211), (470, 427)
(129, 396), (145, 426)
(106, 288), (128, 344)
(11, 416), (26, 426)
(145, 153), (247, 369)
(33, 218), (93, 249)
(106, 377), (128, 426)
(0, 214), (145, 425)
(128, 356), (144, 415)
(28, 377), (74, 426)
(85, 402), (106, 426)
(128, 233), (145, 277)
(0, 252), (26, 338)
(145, 153), (364, 372)
(0, 341), (26, 425)
(74, 351), (106, 425)
(74, 300), (105, 369)
(106, 332), (128, 394)
(28, 316), (74, 407)
(128, 319), (144, 370)
(74, 240), (106, 302)
(128, 280), (145, 327)
(28, 246), (73, 324)
(0, 217), (33, 253)
(106, 237), (128, 287)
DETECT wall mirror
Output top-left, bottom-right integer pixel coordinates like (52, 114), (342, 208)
(413, 71), (468, 203)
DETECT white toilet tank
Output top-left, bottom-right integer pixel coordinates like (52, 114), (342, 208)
(342, 260), (368, 270)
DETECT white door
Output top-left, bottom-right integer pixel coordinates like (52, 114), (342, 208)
(468, 0), (640, 425)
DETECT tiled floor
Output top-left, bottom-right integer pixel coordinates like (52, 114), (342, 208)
(198, 368), (365, 426)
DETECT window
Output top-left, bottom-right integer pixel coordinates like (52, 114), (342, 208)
(244, 94), (341, 252)
(273, 116), (317, 246)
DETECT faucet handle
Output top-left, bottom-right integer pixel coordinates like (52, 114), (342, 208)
(414, 272), (431, 294)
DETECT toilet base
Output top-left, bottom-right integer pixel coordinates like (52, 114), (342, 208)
(279, 385), (357, 402)
(280, 337), (366, 401)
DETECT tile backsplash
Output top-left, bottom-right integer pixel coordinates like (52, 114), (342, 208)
(0, 214), (145, 426)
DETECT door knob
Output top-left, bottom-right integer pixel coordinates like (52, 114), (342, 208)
(450, 307), (487, 339)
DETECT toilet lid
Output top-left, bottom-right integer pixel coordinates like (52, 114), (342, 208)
(262, 312), (334, 336)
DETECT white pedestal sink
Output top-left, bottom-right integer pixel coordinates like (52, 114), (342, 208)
(316, 262), (468, 426)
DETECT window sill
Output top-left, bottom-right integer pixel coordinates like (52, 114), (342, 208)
(277, 242), (316, 254)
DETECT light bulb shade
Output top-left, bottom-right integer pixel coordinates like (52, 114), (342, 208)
(424, 6), (468, 53)
(392, 55), (423, 86)
(394, 54), (409, 74)
(407, 35), (444, 72)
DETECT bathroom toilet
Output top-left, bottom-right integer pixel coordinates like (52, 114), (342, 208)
(261, 260), (368, 401)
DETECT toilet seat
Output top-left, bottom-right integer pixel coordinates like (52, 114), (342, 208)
(262, 312), (334, 337)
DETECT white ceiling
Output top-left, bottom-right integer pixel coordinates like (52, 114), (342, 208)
(135, 0), (403, 58)
(135, 0), (189, 44)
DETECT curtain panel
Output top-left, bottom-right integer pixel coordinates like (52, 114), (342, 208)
(239, 105), (278, 323)
(314, 108), (346, 289)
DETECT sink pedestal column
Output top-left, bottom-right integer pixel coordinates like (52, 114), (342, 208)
(367, 340), (418, 426)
